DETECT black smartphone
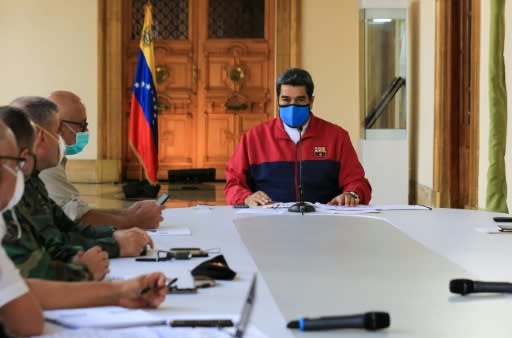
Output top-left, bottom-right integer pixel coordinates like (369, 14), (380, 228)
(168, 286), (198, 294)
(170, 247), (208, 257)
(233, 204), (249, 208)
(155, 192), (169, 206)
(170, 319), (234, 328)
(493, 217), (512, 223)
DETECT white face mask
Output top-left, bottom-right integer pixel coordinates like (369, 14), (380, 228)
(0, 165), (24, 240)
(1, 164), (24, 213)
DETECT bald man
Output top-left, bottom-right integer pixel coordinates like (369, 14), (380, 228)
(40, 90), (163, 229)
(0, 120), (167, 337)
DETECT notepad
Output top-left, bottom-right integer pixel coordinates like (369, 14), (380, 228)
(44, 306), (166, 329)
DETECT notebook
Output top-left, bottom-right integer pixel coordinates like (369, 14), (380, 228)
(44, 306), (166, 329)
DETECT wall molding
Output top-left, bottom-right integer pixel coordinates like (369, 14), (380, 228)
(66, 159), (121, 183)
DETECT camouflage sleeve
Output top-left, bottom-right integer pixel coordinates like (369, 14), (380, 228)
(28, 174), (121, 258)
(2, 209), (92, 282)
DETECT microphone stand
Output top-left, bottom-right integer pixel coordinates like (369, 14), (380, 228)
(288, 126), (315, 215)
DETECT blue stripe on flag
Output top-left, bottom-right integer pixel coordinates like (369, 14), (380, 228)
(132, 49), (159, 148)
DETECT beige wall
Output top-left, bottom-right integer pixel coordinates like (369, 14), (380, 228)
(0, 0), (98, 160)
(301, 0), (360, 147)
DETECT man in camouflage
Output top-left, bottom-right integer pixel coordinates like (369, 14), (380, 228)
(3, 97), (152, 281)
(0, 105), (110, 281)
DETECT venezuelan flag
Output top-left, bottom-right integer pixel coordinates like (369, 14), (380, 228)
(129, 4), (159, 183)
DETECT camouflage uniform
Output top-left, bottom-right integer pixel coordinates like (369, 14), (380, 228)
(26, 171), (120, 257)
(2, 206), (92, 281)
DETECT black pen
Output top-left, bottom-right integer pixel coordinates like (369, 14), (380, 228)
(141, 277), (178, 296)
(135, 257), (157, 262)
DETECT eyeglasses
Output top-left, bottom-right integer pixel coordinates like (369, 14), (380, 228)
(61, 119), (88, 132)
(0, 156), (26, 174)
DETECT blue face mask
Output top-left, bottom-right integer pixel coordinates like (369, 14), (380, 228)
(64, 131), (89, 155)
(279, 104), (310, 128)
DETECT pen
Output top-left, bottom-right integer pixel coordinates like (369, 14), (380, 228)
(140, 277), (178, 296)
(135, 257), (158, 262)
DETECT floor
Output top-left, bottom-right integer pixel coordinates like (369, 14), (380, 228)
(74, 181), (227, 209)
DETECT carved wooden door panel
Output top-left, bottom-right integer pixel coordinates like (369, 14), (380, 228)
(124, 0), (274, 180)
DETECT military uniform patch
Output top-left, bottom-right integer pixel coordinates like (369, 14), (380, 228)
(314, 146), (327, 157)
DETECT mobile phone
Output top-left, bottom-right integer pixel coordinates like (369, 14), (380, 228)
(168, 286), (198, 294)
(498, 224), (512, 232)
(155, 192), (169, 206)
(233, 204), (249, 208)
(493, 217), (512, 223)
(170, 319), (233, 328)
(193, 275), (216, 288)
(170, 247), (209, 257)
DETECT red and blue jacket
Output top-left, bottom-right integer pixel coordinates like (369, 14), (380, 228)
(224, 114), (372, 205)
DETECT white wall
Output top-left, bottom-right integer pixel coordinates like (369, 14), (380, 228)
(0, 0), (98, 160)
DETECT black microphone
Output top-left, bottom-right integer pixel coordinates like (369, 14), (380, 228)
(287, 312), (390, 331)
(450, 278), (512, 295)
(288, 125), (315, 214)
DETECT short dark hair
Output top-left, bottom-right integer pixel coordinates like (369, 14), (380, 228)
(0, 106), (35, 150)
(10, 96), (58, 130)
(276, 68), (315, 98)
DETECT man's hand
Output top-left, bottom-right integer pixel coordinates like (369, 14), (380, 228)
(73, 246), (109, 281)
(113, 228), (154, 257)
(116, 272), (167, 308)
(125, 200), (164, 229)
(244, 191), (272, 207)
(328, 192), (360, 207)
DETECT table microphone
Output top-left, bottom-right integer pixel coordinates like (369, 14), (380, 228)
(449, 278), (512, 295)
(287, 312), (390, 331)
(288, 125), (315, 215)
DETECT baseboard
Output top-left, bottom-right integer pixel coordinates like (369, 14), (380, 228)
(65, 159), (121, 183)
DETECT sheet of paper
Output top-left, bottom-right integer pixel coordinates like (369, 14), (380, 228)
(44, 306), (166, 329)
(235, 208), (288, 215)
(371, 204), (431, 211)
(147, 227), (191, 236)
(36, 325), (269, 338)
(314, 203), (379, 214)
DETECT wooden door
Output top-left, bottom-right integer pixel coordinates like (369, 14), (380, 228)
(124, 0), (275, 180)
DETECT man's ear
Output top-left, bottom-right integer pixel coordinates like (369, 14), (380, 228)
(309, 95), (315, 110)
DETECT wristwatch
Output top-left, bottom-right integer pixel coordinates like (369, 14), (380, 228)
(347, 191), (360, 200)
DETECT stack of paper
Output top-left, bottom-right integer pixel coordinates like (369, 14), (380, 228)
(44, 306), (166, 329)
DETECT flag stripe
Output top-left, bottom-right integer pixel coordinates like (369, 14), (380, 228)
(128, 3), (159, 183)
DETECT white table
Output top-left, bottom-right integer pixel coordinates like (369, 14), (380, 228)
(48, 206), (512, 337)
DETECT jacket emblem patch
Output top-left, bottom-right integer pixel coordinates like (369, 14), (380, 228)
(314, 146), (327, 157)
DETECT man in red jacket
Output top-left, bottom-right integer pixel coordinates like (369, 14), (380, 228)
(225, 68), (371, 207)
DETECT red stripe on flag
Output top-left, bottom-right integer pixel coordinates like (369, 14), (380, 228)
(129, 94), (158, 182)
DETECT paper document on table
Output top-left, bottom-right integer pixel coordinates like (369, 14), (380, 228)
(36, 325), (269, 338)
(314, 203), (379, 214)
(371, 204), (431, 211)
(148, 227), (191, 236)
(44, 306), (166, 329)
(235, 207), (288, 215)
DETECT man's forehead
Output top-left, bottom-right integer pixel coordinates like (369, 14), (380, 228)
(279, 85), (308, 97)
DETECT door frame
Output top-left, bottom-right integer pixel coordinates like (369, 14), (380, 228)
(97, 0), (301, 181)
(433, 0), (479, 208)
